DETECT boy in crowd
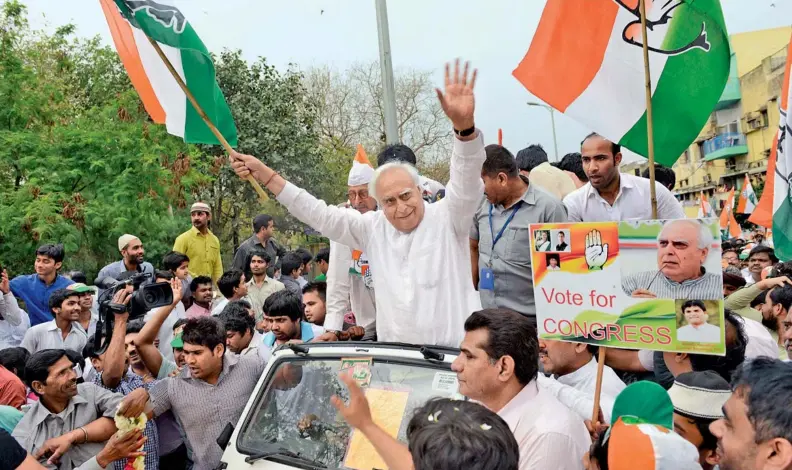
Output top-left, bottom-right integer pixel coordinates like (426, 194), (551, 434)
(313, 248), (330, 282)
(163, 251), (192, 306)
(280, 253), (304, 297)
(211, 269), (248, 316)
(21, 288), (87, 354)
(10, 244), (73, 326)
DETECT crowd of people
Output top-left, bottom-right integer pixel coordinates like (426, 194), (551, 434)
(0, 59), (791, 470)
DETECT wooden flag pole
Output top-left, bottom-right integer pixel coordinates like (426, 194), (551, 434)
(639, 0), (658, 219)
(144, 36), (269, 201)
(591, 346), (607, 423)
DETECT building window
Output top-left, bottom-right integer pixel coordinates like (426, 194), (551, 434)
(761, 109), (769, 129)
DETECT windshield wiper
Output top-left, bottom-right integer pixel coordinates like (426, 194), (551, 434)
(244, 448), (327, 468)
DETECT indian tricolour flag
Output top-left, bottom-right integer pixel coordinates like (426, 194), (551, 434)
(753, 34), (792, 260)
(697, 192), (715, 218)
(736, 174), (757, 214)
(513, 0), (730, 167)
(99, 0), (237, 146)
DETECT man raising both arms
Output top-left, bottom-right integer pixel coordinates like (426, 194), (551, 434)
(231, 59), (484, 347)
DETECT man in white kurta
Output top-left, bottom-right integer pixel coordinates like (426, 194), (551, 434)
(324, 147), (379, 339)
(231, 60), (483, 347)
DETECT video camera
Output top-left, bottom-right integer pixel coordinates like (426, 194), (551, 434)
(91, 272), (173, 355)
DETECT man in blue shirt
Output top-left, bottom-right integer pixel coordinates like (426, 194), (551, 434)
(9, 244), (73, 326)
(260, 290), (324, 356)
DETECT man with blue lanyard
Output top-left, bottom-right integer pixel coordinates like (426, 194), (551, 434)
(470, 145), (567, 325)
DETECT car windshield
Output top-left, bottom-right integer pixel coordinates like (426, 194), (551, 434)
(237, 356), (461, 469)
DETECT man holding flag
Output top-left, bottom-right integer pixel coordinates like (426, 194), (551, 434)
(230, 60), (485, 347)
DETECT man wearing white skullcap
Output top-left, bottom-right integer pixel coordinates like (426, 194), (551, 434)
(96, 234), (155, 288)
(317, 145), (378, 341)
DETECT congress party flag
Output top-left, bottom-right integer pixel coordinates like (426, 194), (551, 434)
(99, 0), (238, 146)
(513, 0), (730, 167)
(752, 34), (792, 260)
(736, 174), (757, 214)
(719, 188), (741, 239)
(697, 192), (715, 219)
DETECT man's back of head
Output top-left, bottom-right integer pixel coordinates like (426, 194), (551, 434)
(641, 164), (676, 191)
(558, 152), (587, 182)
(407, 398), (519, 470)
(377, 144), (417, 167)
(515, 145), (549, 174)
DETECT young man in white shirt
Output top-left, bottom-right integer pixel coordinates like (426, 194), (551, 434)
(537, 338), (626, 423)
(562, 133), (685, 222)
(452, 308), (590, 470)
(20, 288), (87, 354)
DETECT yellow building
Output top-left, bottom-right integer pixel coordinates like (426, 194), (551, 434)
(672, 26), (791, 219)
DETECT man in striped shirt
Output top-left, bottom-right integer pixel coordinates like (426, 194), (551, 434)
(121, 316), (269, 470)
(622, 219), (722, 300)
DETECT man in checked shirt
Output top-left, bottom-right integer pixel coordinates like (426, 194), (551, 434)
(119, 315), (273, 470)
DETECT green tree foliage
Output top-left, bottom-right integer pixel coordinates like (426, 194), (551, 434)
(0, 1), (209, 277)
(0, 2), (347, 277)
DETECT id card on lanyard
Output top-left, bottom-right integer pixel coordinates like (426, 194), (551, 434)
(479, 202), (522, 290)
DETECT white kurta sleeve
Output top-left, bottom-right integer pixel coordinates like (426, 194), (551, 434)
(537, 374), (616, 424)
(0, 292), (25, 326)
(325, 240), (352, 332)
(277, 183), (373, 251)
(444, 132), (487, 237)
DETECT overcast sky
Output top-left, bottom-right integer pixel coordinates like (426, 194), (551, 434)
(21, 0), (792, 163)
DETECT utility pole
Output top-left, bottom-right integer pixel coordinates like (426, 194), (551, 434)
(527, 101), (559, 161)
(375, 0), (399, 144)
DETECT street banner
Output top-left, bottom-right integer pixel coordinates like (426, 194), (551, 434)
(512, 0), (730, 167)
(530, 219), (725, 355)
(99, 0), (238, 146)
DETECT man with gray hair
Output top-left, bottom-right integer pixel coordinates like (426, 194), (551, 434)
(622, 219), (722, 300)
(230, 59), (484, 347)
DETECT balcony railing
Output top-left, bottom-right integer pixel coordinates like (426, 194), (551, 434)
(702, 132), (747, 157)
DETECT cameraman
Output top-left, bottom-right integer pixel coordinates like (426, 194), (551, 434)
(91, 285), (161, 470)
(96, 235), (155, 295)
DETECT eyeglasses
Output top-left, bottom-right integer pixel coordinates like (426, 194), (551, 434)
(347, 190), (370, 201)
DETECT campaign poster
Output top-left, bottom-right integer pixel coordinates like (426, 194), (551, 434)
(530, 218), (725, 355)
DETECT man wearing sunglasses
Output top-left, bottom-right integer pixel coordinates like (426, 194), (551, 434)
(621, 219), (722, 300)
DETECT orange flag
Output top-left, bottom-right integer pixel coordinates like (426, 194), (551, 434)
(719, 188), (741, 238)
(748, 134), (777, 228)
(498, 128), (503, 146)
